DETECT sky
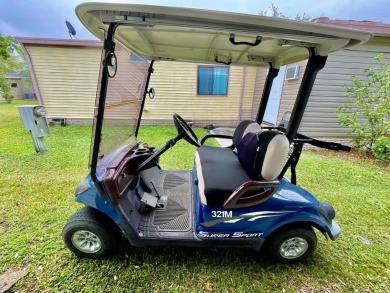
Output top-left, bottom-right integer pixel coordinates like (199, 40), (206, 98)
(0, 0), (389, 40)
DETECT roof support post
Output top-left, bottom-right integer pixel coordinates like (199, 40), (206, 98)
(286, 48), (327, 142)
(255, 63), (279, 124)
(91, 22), (119, 185)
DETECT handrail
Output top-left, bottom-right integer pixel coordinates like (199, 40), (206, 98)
(229, 34), (261, 46)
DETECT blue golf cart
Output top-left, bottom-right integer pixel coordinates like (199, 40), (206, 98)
(62, 3), (372, 263)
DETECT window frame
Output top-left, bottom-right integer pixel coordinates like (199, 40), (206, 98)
(197, 65), (229, 96)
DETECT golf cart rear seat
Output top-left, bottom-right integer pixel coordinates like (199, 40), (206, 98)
(195, 130), (289, 208)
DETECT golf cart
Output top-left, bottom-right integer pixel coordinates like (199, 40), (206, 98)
(62, 3), (372, 263)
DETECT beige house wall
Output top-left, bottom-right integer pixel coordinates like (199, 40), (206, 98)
(132, 60), (258, 126)
(250, 68), (267, 119)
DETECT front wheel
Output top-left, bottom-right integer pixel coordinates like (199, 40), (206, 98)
(62, 207), (120, 258)
(267, 227), (317, 263)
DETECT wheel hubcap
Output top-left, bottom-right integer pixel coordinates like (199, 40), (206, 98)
(71, 230), (102, 253)
(280, 237), (308, 259)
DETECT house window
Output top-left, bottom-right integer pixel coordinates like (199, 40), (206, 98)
(130, 53), (146, 62)
(197, 66), (229, 95)
(11, 83), (18, 88)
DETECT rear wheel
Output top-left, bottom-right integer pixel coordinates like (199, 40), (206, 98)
(267, 227), (317, 263)
(62, 207), (120, 258)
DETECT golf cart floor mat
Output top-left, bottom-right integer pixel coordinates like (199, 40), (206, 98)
(139, 171), (194, 238)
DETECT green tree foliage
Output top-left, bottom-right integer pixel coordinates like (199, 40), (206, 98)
(259, 3), (311, 21)
(337, 54), (390, 161)
(0, 33), (26, 104)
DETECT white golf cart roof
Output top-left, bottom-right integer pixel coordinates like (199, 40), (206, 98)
(76, 3), (372, 67)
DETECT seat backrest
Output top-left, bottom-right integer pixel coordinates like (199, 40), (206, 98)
(237, 130), (290, 180)
(232, 120), (262, 147)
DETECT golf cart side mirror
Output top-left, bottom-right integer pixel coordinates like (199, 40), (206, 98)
(105, 52), (117, 78)
(148, 88), (155, 99)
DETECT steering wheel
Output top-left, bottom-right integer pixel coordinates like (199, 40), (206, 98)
(173, 113), (200, 147)
(137, 114), (200, 172)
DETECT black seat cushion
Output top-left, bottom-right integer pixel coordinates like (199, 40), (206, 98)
(195, 146), (252, 207)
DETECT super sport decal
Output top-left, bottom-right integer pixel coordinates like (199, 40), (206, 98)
(197, 231), (263, 238)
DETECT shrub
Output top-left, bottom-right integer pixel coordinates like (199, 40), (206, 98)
(2, 90), (14, 104)
(337, 54), (390, 160)
(372, 135), (390, 162)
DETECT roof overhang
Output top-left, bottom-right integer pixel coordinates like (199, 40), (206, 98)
(15, 37), (102, 48)
(76, 3), (373, 67)
(312, 18), (390, 38)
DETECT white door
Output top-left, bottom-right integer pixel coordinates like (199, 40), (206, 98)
(264, 66), (286, 125)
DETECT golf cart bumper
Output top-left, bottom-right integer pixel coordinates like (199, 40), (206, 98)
(328, 220), (341, 240)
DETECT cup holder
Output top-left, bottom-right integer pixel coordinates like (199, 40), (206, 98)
(133, 149), (150, 155)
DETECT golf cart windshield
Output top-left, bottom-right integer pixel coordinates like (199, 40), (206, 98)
(90, 41), (149, 169)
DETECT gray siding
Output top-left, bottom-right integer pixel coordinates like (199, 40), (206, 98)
(263, 37), (390, 138)
(300, 38), (390, 137)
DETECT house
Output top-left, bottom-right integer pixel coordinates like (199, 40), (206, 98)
(3, 72), (34, 100)
(16, 37), (257, 126)
(16, 19), (390, 139)
(256, 18), (390, 138)
(16, 38), (102, 123)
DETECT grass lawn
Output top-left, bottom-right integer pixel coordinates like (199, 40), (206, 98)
(0, 100), (389, 292)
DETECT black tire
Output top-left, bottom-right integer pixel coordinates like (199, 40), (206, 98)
(267, 227), (317, 263)
(62, 207), (120, 258)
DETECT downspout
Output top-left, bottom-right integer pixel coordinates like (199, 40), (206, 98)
(19, 44), (43, 105)
(237, 66), (246, 122)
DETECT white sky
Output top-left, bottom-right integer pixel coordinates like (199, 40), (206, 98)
(0, 0), (389, 40)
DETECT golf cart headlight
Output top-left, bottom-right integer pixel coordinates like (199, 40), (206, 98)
(317, 202), (336, 221)
(75, 179), (91, 196)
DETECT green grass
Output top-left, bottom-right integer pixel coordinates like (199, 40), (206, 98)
(0, 100), (389, 292)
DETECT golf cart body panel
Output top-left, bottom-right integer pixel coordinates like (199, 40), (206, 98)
(75, 174), (122, 224)
(62, 3), (372, 261)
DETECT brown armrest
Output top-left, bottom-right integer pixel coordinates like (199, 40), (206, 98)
(223, 180), (280, 209)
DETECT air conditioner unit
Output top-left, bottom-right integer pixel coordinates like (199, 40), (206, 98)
(285, 65), (300, 80)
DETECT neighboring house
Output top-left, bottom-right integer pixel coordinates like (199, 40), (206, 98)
(16, 38), (102, 123)
(16, 19), (390, 138)
(253, 19), (390, 138)
(3, 72), (34, 100)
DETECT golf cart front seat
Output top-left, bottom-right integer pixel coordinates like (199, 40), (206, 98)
(195, 130), (289, 208)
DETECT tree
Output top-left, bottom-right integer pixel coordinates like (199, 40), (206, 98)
(0, 33), (26, 104)
(336, 54), (390, 161)
(259, 3), (311, 21)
